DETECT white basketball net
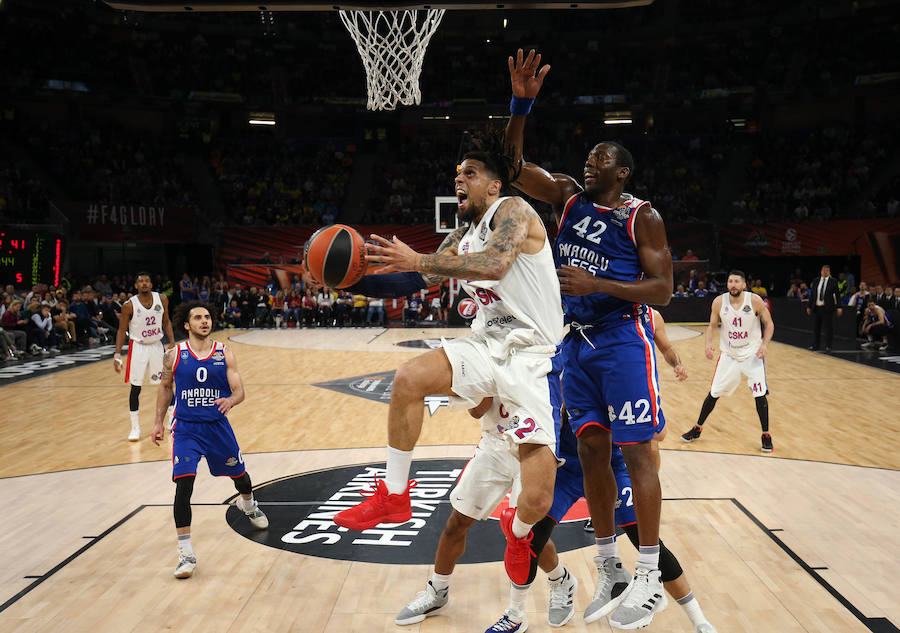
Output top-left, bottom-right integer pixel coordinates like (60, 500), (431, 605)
(338, 9), (446, 111)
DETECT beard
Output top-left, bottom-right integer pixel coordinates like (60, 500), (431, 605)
(457, 199), (483, 223)
(729, 287), (742, 296)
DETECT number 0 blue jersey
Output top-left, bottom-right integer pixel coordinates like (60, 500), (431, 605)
(172, 340), (231, 423)
(554, 192), (650, 327)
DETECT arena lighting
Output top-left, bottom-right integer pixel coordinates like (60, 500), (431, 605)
(730, 117), (747, 128)
(248, 111), (276, 126)
(423, 115), (451, 120)
(604, 118), (632, 125)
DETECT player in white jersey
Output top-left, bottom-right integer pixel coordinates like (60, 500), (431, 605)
(681, 270), (775, 452)
(113, 272), (175, 441)
(335, 139), (565, 594)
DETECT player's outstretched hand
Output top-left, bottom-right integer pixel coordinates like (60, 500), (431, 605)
(674, 364), (688, 381)
(558, 265), (600, 296)
(214, 396), (235, 415)
(508, 48), (551, 100)
(150, 422), (164, 446)
(756, 342), (768, 359)
(367, 234), (420, 274)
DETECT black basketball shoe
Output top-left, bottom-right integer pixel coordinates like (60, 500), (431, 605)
(761, 433), (774, 453)
(681, 426), (703, 442)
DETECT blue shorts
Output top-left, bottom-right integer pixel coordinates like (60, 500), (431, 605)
(547, 418), (637, 527)
(561, 317), (665, 445)
(171, 419), (246, 481)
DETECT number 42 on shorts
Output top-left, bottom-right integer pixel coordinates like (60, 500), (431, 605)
(608, 400), (653, 425)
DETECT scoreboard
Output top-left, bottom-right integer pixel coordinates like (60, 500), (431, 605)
(0, 230), (63, 287)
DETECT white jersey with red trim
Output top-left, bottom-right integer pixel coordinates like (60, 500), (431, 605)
(457, 196), (564, 359)
(719, 291), (762, 361)
(128, 292), (164, 344)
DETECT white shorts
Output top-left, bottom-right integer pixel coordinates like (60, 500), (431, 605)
(450, 434), (520, 521)
(710, 352), (768, 398)
(441, 336), (557, 449)
(124, 340), (164, 386)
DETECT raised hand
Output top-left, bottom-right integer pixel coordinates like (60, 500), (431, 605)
(508, 48), (550, 99)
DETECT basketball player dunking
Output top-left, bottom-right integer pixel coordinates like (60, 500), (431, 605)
(113, 272), (175, 441)
(681, 270), (775, 452)
(334, 140), (566, 605)
(505, 49), (673, 629)
(151, 301), (268, 579)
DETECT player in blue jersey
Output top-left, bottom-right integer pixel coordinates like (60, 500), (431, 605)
(504, 49), (674, 629)
(151, 301), (268, 579)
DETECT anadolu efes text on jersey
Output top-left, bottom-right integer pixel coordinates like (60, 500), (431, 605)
(554, 193), (651, 327)
(457, 197), (564, 358)
(172, 341), (231, 423)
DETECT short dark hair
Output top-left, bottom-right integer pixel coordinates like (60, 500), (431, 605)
(135, 271), (152, 282)
(606, 141), (635, 184)
(172, 300), (218, 333)
(728, 270), (746, 281)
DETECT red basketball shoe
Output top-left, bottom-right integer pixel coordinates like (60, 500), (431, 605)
(499, 508), (535, 585)
(334, 478), (416, 531)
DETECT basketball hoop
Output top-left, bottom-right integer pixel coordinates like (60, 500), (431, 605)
(338, 8), (446, 111)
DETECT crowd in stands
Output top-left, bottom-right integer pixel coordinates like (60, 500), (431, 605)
(211, 135), (352, 225)
(0, 156), (50, 223)
(736, 124), (897, 223)
(22, 119), (195, 205)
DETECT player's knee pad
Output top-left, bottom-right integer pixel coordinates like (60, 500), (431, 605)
(658, 540), (684, 583)
(174, 475), (196, 528)
(233, 472), (252, 495)
(129, 385), (142, 411)
(524, 516), (556, 585)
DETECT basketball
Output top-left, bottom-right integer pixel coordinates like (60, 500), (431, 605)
(304, 224), (368, 289)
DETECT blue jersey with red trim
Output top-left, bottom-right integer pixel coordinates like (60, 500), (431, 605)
(554, 193), (650, 327)
(172, 340), (230, 423)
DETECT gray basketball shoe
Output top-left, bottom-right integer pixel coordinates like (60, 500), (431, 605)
(608, 566), (668, 629)
(583, 555), (631, 623)
(395, 581), (449, 625)
(547, 569), (578, 627)
(173, 551), (196, 579)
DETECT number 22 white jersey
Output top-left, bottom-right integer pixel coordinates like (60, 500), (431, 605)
(719, 291), (761, 360)
(128, 292), (164, 344)
(457, 196), (565, 359)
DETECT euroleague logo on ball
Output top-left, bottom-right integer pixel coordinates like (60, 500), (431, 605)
(457, 298), (478, 319)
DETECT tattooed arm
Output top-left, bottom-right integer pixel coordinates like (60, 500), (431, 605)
(419, 225), (467, 286)
(367, 198), (534, 282)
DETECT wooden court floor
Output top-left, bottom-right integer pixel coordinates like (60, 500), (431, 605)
(0, 325), (898, 633)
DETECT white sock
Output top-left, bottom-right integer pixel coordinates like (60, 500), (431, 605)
(431, 571), (451, 591)
(129, 411), (140, 427)
(595, 535), (617, 558)
(508, 582), (529, 616)
(677, 592), (709, 627)
(547, 561), (565, 582)
(237, 494), (255, 512)
(177, 533), (193, 555)
(637, 544), (660, 569)
(511, 511), (533, 539)
(385, 445), (413, 494)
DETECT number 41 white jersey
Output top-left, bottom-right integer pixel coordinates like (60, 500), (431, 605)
(719, 291), (761, 361)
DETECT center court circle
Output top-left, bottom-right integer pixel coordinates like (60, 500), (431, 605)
(227, 459), (594, 564)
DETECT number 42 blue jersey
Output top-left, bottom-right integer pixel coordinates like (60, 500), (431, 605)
(554, 192), (651, 327)
(172, 340), (231, 423)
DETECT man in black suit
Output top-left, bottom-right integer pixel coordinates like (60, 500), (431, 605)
(807, 264), (842, 351)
